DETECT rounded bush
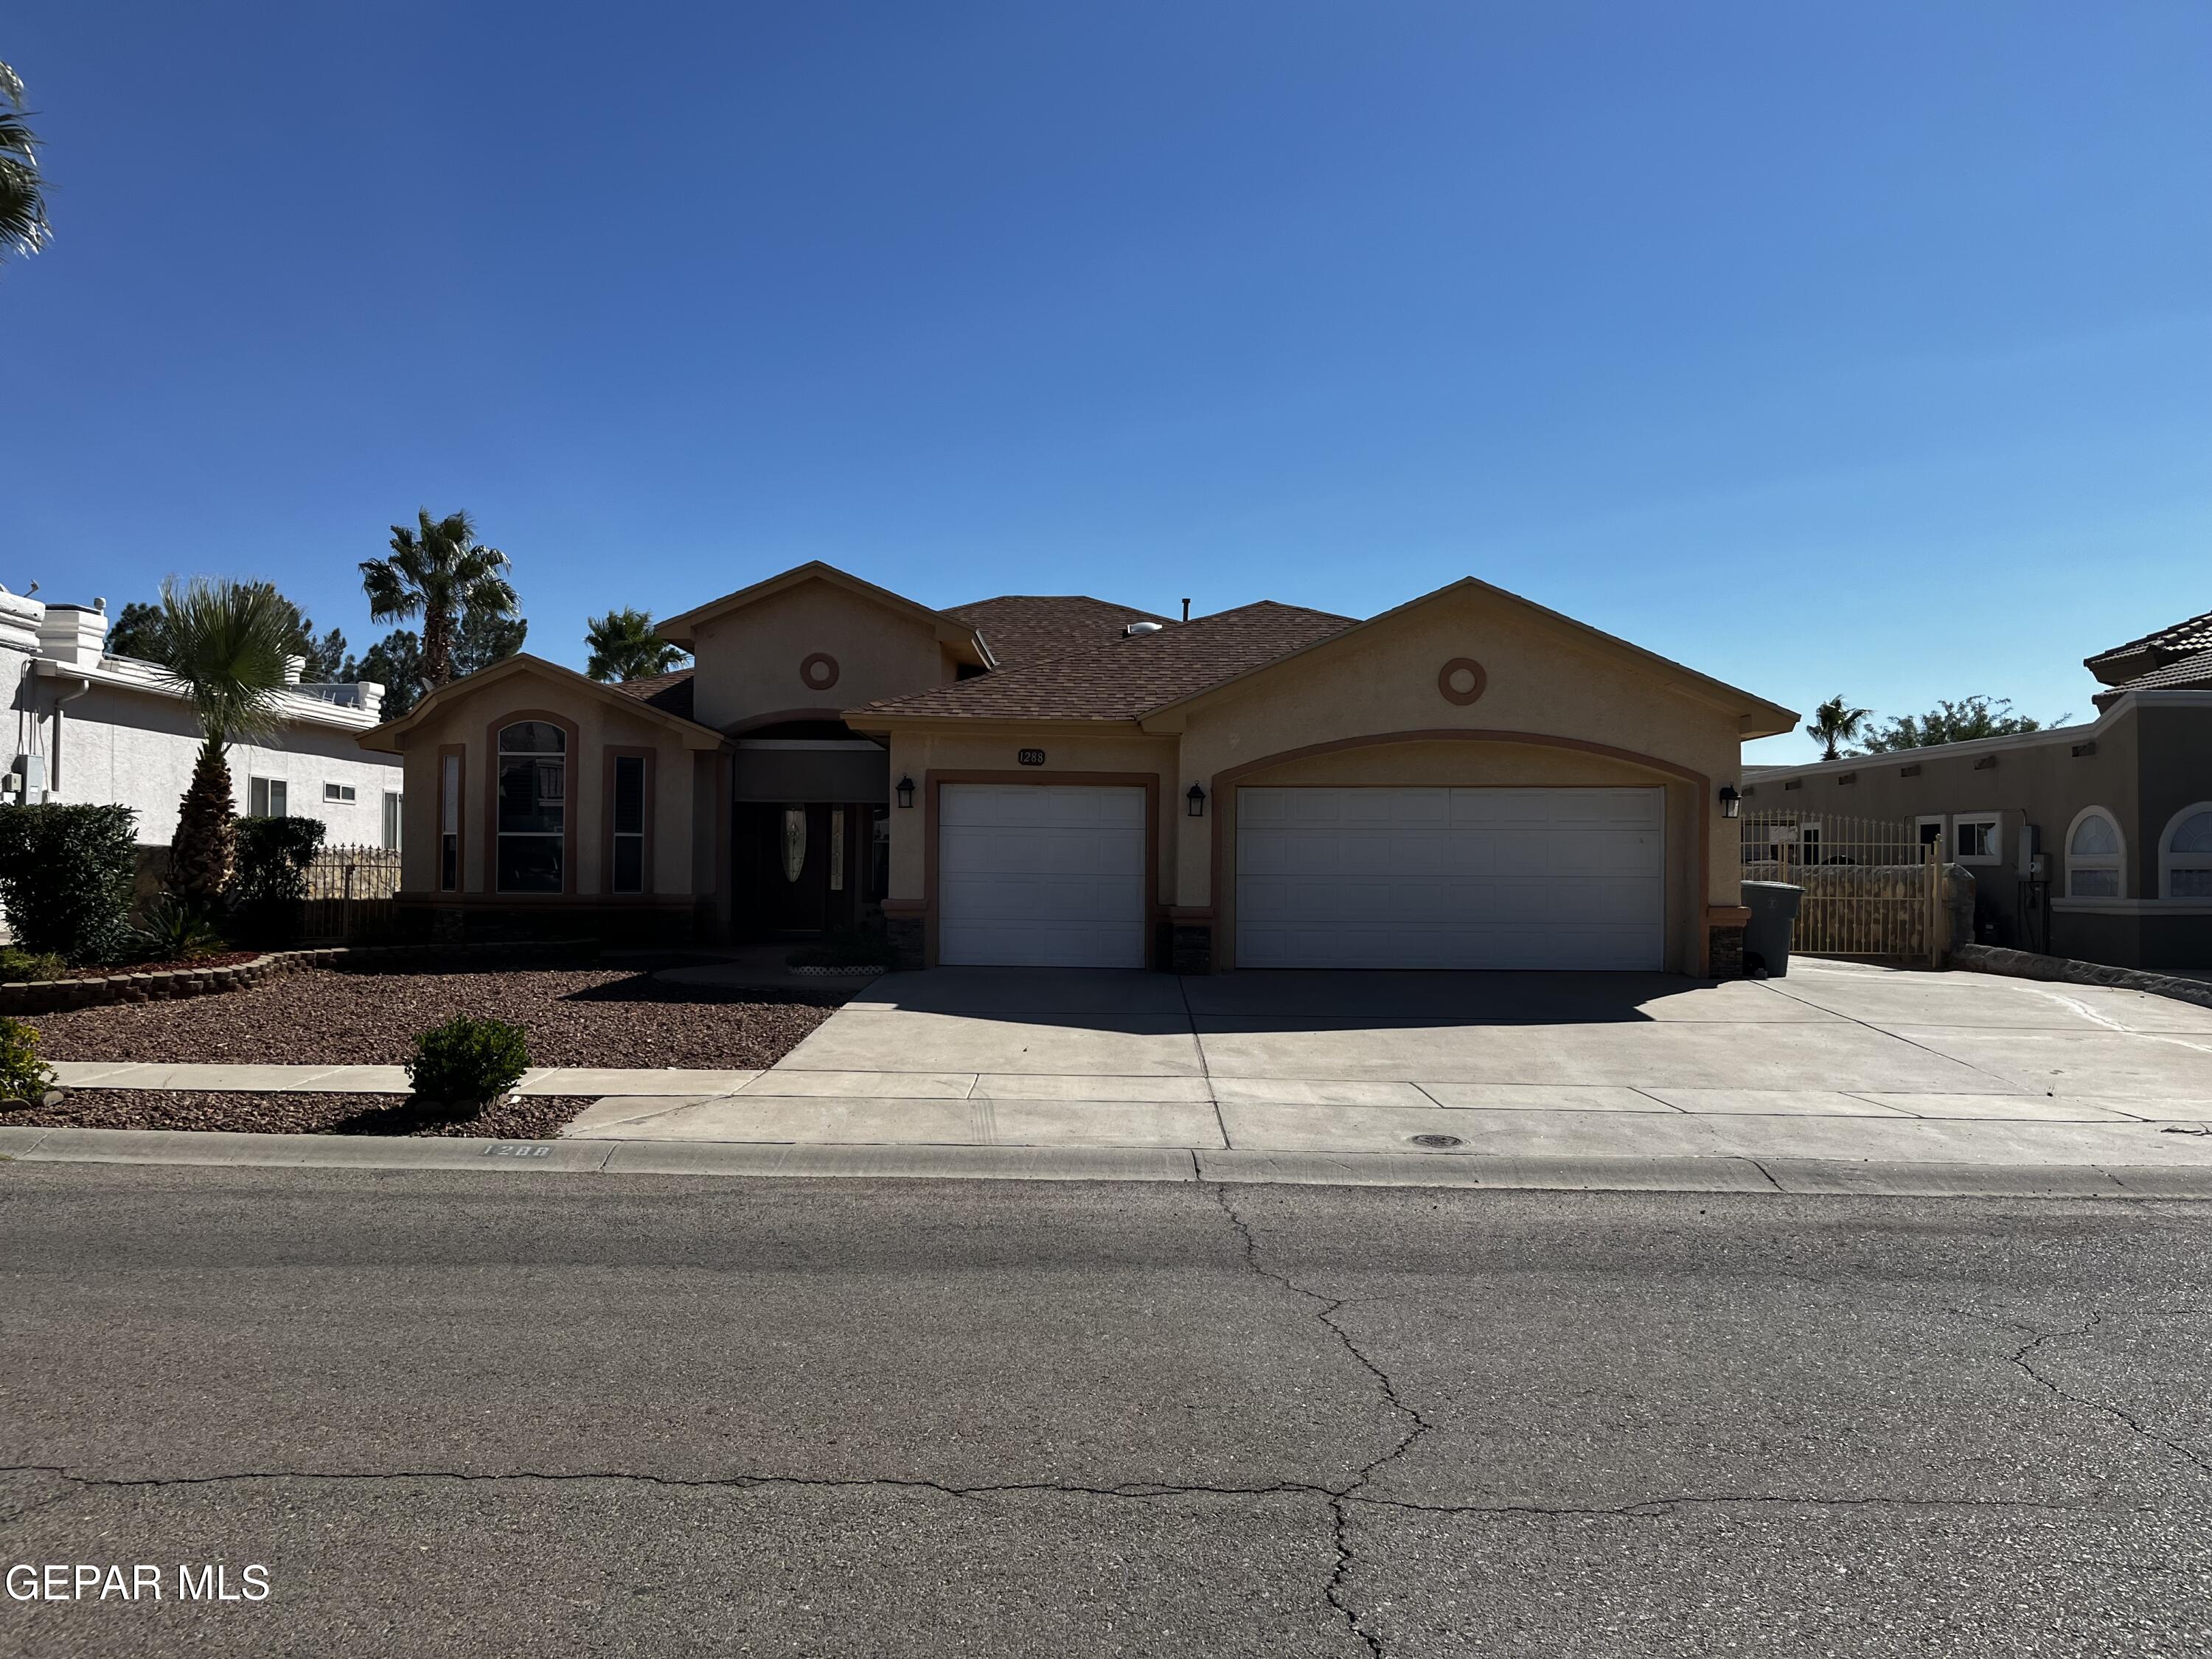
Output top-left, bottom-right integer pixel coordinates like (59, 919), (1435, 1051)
(405, 1015), (532, 1116)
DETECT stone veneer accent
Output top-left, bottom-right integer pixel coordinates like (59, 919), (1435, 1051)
(1169, 922), (1213, 975)
(884, 914), (925, 972)
(1706, 924), (1746, 980)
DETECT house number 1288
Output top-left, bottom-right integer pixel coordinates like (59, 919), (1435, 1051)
(1018, 749), (1046, 766)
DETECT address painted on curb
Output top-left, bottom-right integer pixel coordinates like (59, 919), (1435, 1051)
(482, 1144), (552, 1158)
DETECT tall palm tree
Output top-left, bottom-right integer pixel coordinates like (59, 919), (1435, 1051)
(359, 509), (520, 697)
(0, 60), (52, 264)
(1804, 693), (1872, 761)
(159, 579), (297, 903)
(585, 607), (687, 683)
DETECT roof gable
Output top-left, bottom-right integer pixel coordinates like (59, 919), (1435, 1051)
(2085, 608), (2212, 686)
(1139, 577), (1798, 737)
(658, 561), (991, 664)
(358, 653), (726, 751)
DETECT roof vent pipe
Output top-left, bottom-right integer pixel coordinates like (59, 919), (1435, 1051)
(1126, 622), (1164, 637)
(1181, 599), (1190, 622)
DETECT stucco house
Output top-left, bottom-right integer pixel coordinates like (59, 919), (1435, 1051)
(1744, 609), (2212, 970)
(3, 586), (404, 848)
(360, 562), (1795, 973)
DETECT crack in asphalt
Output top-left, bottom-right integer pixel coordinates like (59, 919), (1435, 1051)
(3, 1461), (2186, 1520)
(2009, 1313), (2212, 1480)
(1210, 1181), (1433, 1658)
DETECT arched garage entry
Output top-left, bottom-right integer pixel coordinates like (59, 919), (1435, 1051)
(1209, 731), (1709, 973)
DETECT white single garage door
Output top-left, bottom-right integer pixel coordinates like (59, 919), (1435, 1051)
(938, 784), (1147, 967)
(1237, 787), (1665, 970)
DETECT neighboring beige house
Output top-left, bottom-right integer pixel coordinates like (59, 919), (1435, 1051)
(361, 562), (1795, 973)
(1745, 608), (2212, 972)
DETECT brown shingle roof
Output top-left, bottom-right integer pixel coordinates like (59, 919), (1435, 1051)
(855, 601), (1356, 722)
(2085, 608), (2212, 684)
(948, 595), (1173, 669)
(611, 668), (697, 723)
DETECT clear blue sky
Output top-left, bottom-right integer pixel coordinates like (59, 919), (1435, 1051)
(9, 2), (2208, 759)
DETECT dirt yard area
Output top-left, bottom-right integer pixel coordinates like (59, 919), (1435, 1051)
(28, 959), (846, 1069)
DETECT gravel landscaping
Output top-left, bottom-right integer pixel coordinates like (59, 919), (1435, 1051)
(3, 1089), (598, 1139)
(27, 959), (846, 1068)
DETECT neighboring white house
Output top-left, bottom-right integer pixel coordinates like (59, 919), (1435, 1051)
(1, 586), (404, 847)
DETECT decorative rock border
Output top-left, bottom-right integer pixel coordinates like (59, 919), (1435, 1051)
(1950, 942), (2212, 1012)
(0, 938), (599, 1017)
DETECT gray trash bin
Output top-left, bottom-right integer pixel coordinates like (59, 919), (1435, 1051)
(1739, 880), (1804, 978)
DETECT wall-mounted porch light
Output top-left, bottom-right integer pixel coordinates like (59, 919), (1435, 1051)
(896, 775), (916, 809)
(1186, 783), (1207, 818)
(1718, 785), (1741, 819)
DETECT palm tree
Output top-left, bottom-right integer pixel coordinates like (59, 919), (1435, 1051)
(1804, 693), (1872, 761)
(585, 607), (687, 682)
(1, 60), (52, 264)
(159, 580), (297, 903)
(359, 509), (520, 697)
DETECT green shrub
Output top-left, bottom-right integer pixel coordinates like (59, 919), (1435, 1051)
(406, 1015), (531, 1113)
(0, 803), (139, 965)
(131, 894), (227, 964)
(230, 815), (327, 945)
(785, 926), (900, 969)
(0, 1016), (55, 1106)
(0, 947), (69, 983)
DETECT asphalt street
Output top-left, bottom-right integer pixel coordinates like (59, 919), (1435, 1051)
(1, 1164), (2208, 1656)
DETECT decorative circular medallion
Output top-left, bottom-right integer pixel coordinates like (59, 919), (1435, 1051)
(1437, 658), (1486, 706)
(799, 652), (841, 692)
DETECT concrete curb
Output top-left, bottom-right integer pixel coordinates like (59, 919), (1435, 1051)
(6, 1123), (2211, 1197)
(1952, 942), (2212, 1011)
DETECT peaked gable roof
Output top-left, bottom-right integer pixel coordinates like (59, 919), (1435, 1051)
(357, 653), (726, 752)
(1139, 577), (1798, 737)
(947, 595), (1172, 669)
(852, 602), (1354, 723)
(657, 560), (991, 664)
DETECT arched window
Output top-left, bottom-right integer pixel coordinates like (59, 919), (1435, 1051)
(2160, 803), (2212, 899)
(2065, 807), (2123, 899)
(496, 720), (567, 892)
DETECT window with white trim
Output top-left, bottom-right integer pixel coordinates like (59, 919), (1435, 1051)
(324, 782), (357, 804)
(248, 777), (288, 818)
(382, 790), (403, 853)
(2160, 804), (2212, 899)
(1952, 813), (2000, 864)
(2066, 808), (2122, 898)
(495, 721), (566, 893)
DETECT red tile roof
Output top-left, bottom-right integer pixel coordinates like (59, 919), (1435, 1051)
(948, 595), (1173, 669)
(855, 601), (1356, 722)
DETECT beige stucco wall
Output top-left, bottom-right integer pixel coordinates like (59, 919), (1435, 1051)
(872, 585), (1755, 972)
(388, 667), (709, 900)
(882, 725), (1181, 906)
(688, 579), (957, 733)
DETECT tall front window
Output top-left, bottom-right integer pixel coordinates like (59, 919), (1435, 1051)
(497, 721), (566, 893)
(611, 755), (646, 894)
(439, 754), (461, 891)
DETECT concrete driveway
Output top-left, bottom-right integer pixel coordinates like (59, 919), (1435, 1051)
(563, 960), (2212, 1169)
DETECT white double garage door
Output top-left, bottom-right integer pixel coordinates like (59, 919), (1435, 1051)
(938, 783), (1665, 970)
